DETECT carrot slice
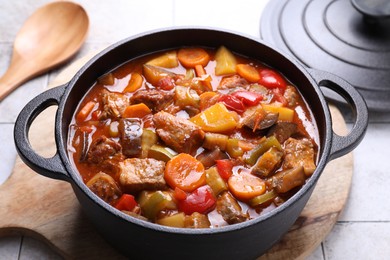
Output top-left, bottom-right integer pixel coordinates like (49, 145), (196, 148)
(194, 64), (212, 91)
(122, 103), (151, 118)
(76, 101), (96, 123)
(165, 153), (206, 192)
(236, 64), (260, 83)
(228, 169), (266, 200)
(123, 72), (143, 93)
(178, 48), (210, 68)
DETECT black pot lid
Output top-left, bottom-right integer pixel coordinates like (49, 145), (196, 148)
(260, 0), (390, 112)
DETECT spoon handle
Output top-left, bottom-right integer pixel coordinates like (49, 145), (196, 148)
(0, 55), (39, 101)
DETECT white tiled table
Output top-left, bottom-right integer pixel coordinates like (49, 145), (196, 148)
(1, 0), (389, 259)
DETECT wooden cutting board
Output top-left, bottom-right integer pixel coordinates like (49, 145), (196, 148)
(0, 53), (353, 259)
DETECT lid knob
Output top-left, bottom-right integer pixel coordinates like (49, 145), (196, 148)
(351, 0), (390, 23)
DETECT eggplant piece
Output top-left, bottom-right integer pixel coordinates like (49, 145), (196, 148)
(267, 122), (297, 143)
(258, 112), (279, 129)
(184, 212), (211, 228)
(251, 147), (284, 177)
(196, 148), (229, 168)
(119, 118), (143, 158)
(79, 130), (90, 162)
(86, 172), (122, 204)
(268, 166), (306, 193)
(216, 192), (248, 224)
(202, 132), (229, 151)
(71, 124), (92, 162)
(241, 106), (279, 131)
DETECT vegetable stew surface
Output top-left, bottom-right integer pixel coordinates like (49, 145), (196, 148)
(68, 46), (319, 228)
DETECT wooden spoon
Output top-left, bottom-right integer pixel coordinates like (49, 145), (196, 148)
(0, 1), (89, 101)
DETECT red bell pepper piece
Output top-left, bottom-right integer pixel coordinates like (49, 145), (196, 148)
(259, 69), (287, 91)
(216, 159), (234, 180)
(231, 90), (263, 106)
(218, 94), (245, 113)
(115, 194), (137, 211)
(173, 187), (187, 201)
(178, 186), (216, 215)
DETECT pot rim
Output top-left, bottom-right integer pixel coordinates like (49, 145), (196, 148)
(57, 26), (333, 235)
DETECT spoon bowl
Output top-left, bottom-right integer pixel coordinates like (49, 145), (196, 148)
(0, 1), (89, 101)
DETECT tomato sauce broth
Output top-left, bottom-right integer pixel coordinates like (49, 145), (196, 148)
(68, 46), (319, 228)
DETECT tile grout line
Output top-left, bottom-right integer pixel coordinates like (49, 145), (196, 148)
(321, 242), (327, 260)
(336, 220), (390, 223)
(17, 236), (23, 260)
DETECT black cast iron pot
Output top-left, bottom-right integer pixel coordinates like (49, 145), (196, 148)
(14, 28), (368, 259)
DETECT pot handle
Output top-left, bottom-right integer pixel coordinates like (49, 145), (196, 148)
(14, 84), (70, 182)
(308, 69), (369, 161)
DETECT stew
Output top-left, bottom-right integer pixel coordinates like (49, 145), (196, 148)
(68, 46), (319, 228)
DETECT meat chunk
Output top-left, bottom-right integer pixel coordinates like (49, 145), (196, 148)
(119, 158), (167, 193)
(153, 111), (205, 154)
(267, 122), (297, 144)
(101, 91), (130, 118)
(88, 136), (122, 164)
(87, 136), (123, 174)
(86, 172), (122, 204)
(130, 89), (174, 112)
(216, 192), (248, 225)
(119, 118), (143, 158)
(252, 147), (284, 177)
(284, 85), (299, 107)
(283, 138), (316, 176)
(218, 75), (248, 90)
